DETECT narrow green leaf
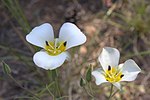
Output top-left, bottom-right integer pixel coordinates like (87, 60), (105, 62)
(2, 61), (11, 74)
(86, 67), (92, 82)
(80, 78), (86, 87)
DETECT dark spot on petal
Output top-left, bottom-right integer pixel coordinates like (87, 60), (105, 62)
(108, 65), (111, 71)
(45, 41), (49, 46)
(120, 74), (124, 78)
(63, 41), (67, 46)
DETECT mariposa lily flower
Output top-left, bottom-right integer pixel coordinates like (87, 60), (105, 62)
(26, 22), (86, 70)
(92, 47), (141, 90)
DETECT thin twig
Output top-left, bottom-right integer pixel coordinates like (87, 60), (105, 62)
(56, 96), (70, 100)
(0, 45), (31, 56)
(8, 74), (40, 100)
(83, 87), (94, 98)
(124, 50), (150, 59)
(10, 22), (35, 53)
(37, 82), (55, 97)
(87, 82), (93, 95)
(46, 84), (55, 100)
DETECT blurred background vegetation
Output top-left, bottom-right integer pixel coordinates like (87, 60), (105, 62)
(0, 0), (150, 99)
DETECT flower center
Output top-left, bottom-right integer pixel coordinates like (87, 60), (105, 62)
(45, 39), (67, 56)
(104, 66), (124, 83)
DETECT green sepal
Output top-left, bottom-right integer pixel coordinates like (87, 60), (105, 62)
(80, 78), (86, 87)
(2, 61), (11, 74)
(86, 67), (92, 82)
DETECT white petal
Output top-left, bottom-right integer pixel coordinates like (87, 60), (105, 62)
(58, 22), (86, 50)
(92, 68), (107, 85)
(113, 82), (121, 90)
(65, 52), (71, 61)
(33, 51), (69, 70)
(121, 72), (140, 82)
(118, 63), (124, 69)
(26, 23), (54, 48)
(121, 59), (141, 82)
(98, 47), (120, 71)
(122, 59), (141, 73)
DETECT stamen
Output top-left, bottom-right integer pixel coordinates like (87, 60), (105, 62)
(120, 74), (124, 78)
(54, 39), (58, 49)
(63, 41), (67, 46)
(45, 40), (66, 56)
(45, 41), (49, 46)
(48, 49), (53, 52)
(108, 65), (111, 71)
(105, 67), (123, 83)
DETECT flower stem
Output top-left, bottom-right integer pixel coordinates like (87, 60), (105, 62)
(87, 82), (93, 95)
(110, 89), (119, 98)
(108, 84), (114, 100)
(51, 69), (61, 98)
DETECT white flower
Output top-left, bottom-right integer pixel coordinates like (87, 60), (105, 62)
(92, 47), (141, 90)
(26, 22), (86, 70)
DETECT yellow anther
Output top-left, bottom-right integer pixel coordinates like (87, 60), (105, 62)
(104, 66), (123, 83)
(45, 40), (66, 56)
